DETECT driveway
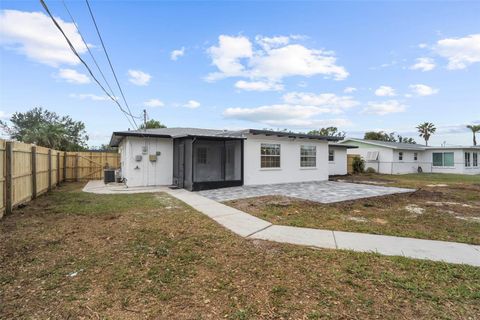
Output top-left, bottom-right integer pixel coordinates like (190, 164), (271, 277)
(198, 181), (414, 203)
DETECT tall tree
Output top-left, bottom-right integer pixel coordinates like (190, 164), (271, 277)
(397, 135), (417, 144)
(139, 119), (167, 129)
(416, 122), (436, 146)
(466, 124), (480, 146)
(0, 107), (88, 151)
(364, 131), (396, 142)
(308, 127), (346, 138)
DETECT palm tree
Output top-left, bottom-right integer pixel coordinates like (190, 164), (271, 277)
(466, 124), (480, 146)
(416, 122), (436, 146)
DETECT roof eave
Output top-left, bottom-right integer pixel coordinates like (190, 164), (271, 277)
(247, 129), (343, 141)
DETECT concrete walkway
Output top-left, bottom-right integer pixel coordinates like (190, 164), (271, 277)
(166, 188), (480, 267)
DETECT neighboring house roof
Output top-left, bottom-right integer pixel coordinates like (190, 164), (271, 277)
(426, 146), (480, 150)
(329, 143), (358, 149)
(110, 127), (343, 147)
(341, 138), (427, 151)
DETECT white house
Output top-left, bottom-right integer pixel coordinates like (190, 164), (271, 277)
(340, 138), (480, 175)
(109, 128), (346, 190)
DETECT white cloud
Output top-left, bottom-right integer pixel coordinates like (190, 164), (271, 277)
(234, 80), (283, 92)
(170, 47), (185, 61)
(57, 68), (90, 84)
(223, 90), (357, 128)
(374, 85), (396, 97)
(223, 104), (350, 128)
(144, 99), (165, 107)
(205, 35), (253, 81)
(0, 111), (10, 120)
(206, 34), (348, 85)
(69, 93), (110, 101)
(282, 92), (359, 113)
(362, 100), (407, 115)
(410, 57), (436, 71)
(128, 69), (151, 86)
(435, 34), (480, 70)
(343, 87), (357, 93)
(0, 9), (89, 67)
(183, 100), (200, 109)
(409, 84), (439, 96)
(255, 35), (290, 50)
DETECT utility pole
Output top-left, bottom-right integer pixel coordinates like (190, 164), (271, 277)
(143, 109), (147, 132)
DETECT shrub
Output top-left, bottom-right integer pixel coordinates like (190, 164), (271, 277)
(366, 167), (376, 174)
(352, 156), (365, 174)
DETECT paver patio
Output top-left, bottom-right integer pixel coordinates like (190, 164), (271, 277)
(198, 180), (414, 203)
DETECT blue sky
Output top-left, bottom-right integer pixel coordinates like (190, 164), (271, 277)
(1, 1), (479, 147)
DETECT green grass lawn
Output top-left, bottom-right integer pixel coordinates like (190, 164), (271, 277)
(1, 182), (479, 319)
(227, 173), (480, 244)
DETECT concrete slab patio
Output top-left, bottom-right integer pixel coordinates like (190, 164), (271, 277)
(198, 181), (414, 203)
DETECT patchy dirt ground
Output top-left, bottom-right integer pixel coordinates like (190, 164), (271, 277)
(227, 174), (480, 245)
(1, 182), (480, 319)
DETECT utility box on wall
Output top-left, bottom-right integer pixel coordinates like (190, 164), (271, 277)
(149, 154), (157, 162)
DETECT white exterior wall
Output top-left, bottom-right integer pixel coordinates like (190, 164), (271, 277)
(425, 149), (480, 175)
(121, 136), (173, 187)
(347, 146), (394, 174)
(243, 134), (329, 185)
(328, 147), (348, 175)
(391, 150), (432, 174)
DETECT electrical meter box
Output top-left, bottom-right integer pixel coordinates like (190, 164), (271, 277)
(149, 154), (157, 162)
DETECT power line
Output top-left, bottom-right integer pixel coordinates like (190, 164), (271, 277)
(39, 0), (138, 130)
(84, 0), (139, 128)
(61, 0), (117, 100)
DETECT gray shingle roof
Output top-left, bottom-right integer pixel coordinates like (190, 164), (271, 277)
(342, 138), (427, 150)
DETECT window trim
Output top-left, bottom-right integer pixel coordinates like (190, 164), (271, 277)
(432, 152), (455, 167)
(328, 149), (335, 162)
(260, 143), (281, 169)
(465, 152), (471, 167)
(300, 145), (317, 168)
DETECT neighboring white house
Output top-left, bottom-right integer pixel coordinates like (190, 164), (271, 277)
(110, 128), (346, 190)
(340, 138), (480, 175)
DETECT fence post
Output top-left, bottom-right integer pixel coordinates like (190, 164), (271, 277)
(5, 141), (13, 215)
(48, 149), (52, 191)
(75, 153), (79, 182)
(31, 146), (37, 199)
(57, 152), (60, 186)
(63, 152), (67, 182)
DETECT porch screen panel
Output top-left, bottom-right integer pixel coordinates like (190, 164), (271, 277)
(444, 152), (454, 166)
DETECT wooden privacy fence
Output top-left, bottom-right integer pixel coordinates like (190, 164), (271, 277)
(347, 154), (359, 174)
(0, 139), (119, 218)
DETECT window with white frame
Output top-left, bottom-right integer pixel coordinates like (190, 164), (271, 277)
(301, 145), (317, 167)
(473, 152), (478, 167)
(328, 149), (335, 162)
(414, 152), (418, 161)
(433, 152), (454, 167)
(399, 152), (403, 161)
(465, 152), (471, 167)
(261, 143), (280, 168)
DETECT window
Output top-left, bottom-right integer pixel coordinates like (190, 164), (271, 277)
(432, 152), (454, 167)
(474, 152), (478, 167)
(301, 145), (317, 167)
(399, 152), (403, 161)
(261, 143), (280, 168)
(328, 149), (334, 162)
(414, 152), (418, 161)
(366, 151), (379, 161)
(197, 147), (207, 164)
(465, 152), (471, 167)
